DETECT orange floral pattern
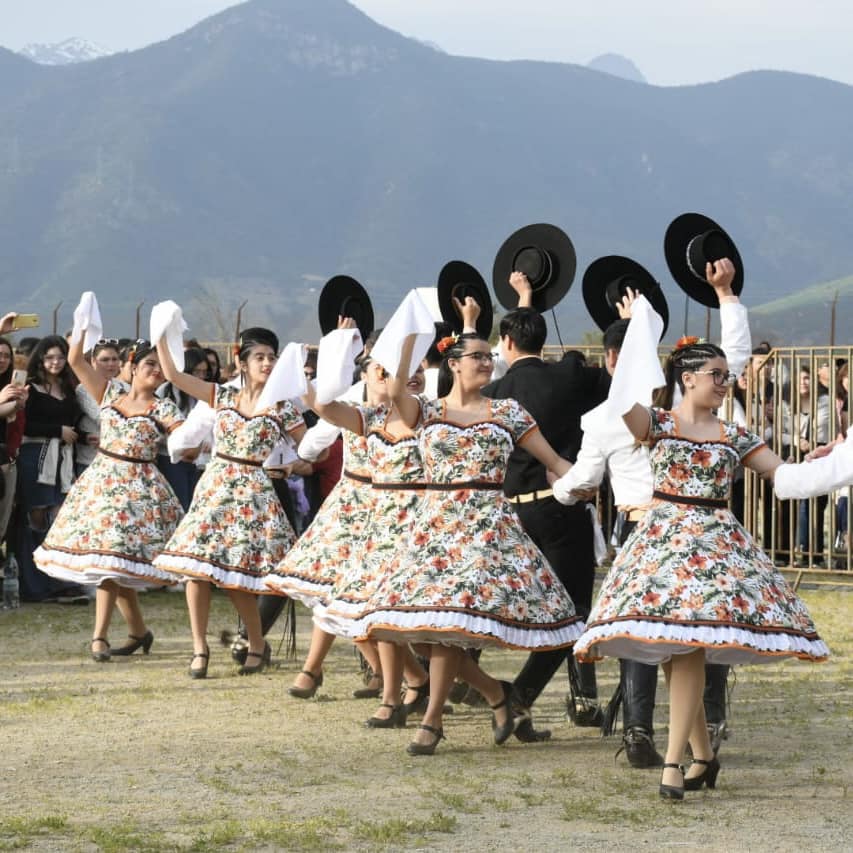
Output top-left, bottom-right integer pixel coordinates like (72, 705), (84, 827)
(155, 386), (303, 592)
(35, 380), (184, 586)
(579, 409), (827, 662)
(355, 398), (585, 650)
(265, 416), (374, 605)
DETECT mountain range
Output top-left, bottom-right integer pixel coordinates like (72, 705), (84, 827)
(1, 0), (852, 344)
(18, 37), (112, 66)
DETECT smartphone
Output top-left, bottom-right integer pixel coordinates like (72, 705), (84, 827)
(11, 313), (39, 330)
(11, 369), (27, 386)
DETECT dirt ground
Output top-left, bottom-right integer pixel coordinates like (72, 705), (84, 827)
(0, 586), (850, 852)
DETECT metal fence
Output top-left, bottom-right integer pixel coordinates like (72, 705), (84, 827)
(543, 344), (852, 585)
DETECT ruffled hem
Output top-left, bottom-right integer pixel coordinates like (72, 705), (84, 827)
(153, 555), (278, 594)
(34, 547), (178, 591)
(354, 609), (586, 651)
(263, 574), (333, 609)
(574, 620), (830, 665)
(311, 604), (358, 638)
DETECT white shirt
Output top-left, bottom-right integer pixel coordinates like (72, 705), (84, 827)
(553, 300), (752, 507)
(297, 380), (365, 462)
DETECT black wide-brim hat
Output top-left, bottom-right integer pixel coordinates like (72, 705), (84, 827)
(318, 275), (374, 344)
(583, 255), (669, 339)
(437, 260), (494, 339)
(664, 213), (744, 308)
(493, 223), (577, 312)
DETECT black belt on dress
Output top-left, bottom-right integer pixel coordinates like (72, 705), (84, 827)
(344, 469), (372, 484)
(416, 481), (502, 491)
(99, 448), (150, 464)
(652, 490), (728, 508)
(216, 452), (265, 468)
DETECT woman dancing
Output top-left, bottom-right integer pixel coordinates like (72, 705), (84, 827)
(356, 297), (585, 755)
(34, 323), (184, 661)
(572, 264), (829, 799)
(270, 350), (431, 726)
(153, 326), (305, 677)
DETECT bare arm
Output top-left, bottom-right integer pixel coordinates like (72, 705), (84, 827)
(387, 333), (421, 428)
(68, 332), (108, 403)
(623, 403), (652, 441)
(156, 339), (214, 403)
(509, 272), (533, 309)
(519, 430), (571, 478)
(744, 445), (786, 479)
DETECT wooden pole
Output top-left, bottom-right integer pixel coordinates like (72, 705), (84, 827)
(705, 306), (711, 340)
(234, 300), (248, 346)
(830, 290), (839, 346)
(52, 301), (63, 335)
(135, 302), (145, 339)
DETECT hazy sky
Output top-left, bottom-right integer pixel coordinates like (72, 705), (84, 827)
(2, 0), (852, 86)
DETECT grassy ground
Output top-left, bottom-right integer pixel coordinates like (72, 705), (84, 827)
(0, 587), (850, 852)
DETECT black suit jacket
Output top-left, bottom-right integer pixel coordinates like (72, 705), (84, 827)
(483, 353), (609, 496)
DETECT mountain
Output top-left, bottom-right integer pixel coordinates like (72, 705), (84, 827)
(18, 37), (112, 65)
(587, 53), (646, 84)
(1, 0), (852, 344)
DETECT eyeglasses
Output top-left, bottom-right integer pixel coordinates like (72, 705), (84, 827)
(692, 369), (737, 386)
(97, 338), (119, 346)
(457, 352), (495, 364)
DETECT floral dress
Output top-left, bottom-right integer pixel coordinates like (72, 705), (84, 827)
(355, 398), (585, 650)
(264, 420), (374, 607)
(314, 403), (426, 637)
(154, 386), (303, 593)
(574, 409), (829, 665)
(34, 380), (184, 590)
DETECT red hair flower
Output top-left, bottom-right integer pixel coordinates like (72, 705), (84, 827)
(436, 333), (459, 354)
(674, 335), (705, 350)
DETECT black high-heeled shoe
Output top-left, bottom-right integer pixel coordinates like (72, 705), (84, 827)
(91, 637), (111, 663)
(365, 703), (407, 729)
(659, 763), (685, 800)
(406, 724), (445, 756)
(353, 672), (383, 699)
(684, 757), (721, 791)
(238, 641), (271, 675)
(400, 679), (430, 716)
(288, 669), (323, 698)
(111, 630), (154, 657)
(189, 647), (210, 679)
(491, 681), (529, 746)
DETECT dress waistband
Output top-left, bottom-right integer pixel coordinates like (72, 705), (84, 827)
(216, 452), (265, 468)
(652, 490), (728, 508)
(415, 480), (503, 491)
(344, 470), (372, 484)
(99, 448), (151, 464)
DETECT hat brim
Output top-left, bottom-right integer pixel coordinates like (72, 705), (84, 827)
(582, 255), (669, 339)
(493, 223), (577, 311)
(318, 275), (374, 345)
(437, 261), (494, 339)
(664, 213), (744, 309)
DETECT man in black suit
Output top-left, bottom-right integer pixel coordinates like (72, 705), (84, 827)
(483, 272), (610, 740)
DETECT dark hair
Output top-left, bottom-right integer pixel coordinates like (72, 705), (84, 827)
(167, 347), (209, 411)
(499, 308), (546, 353)
(602, 319), (630, 353)
(424, 322), (454, 367)
(15, 337), (40, 357)
(653, 340), (726, 409)
(437, 332), (487, 398)
(125, 339), (156, 368)
(26, 335), (76, 396)
(118, 338), (135, 364)
(92, 340), (121, 360)
(237, 327), (279, 362)
(363, 328), (383, 356)
(203, 347), (222, 384)
(0, 337), (13, 388)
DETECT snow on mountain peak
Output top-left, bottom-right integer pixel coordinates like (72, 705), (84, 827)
(19, 37), (112, 66)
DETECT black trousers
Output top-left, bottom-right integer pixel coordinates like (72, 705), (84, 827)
(512, 497), (597, 708)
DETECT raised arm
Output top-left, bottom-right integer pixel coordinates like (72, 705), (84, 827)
(156, 339), (214, 403)
(386, 333), (421, 428)
(623, 404), (652, 441)
(68, 333), (108, 403)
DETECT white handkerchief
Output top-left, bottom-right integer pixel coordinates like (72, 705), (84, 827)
(150, 301), (188, 373)
(254, 342), (307, 414)
(607, 295), (665, 416)
(316, 329), (363, 405)
(369, 290), (436, 379)
(71, 292), (103, 353)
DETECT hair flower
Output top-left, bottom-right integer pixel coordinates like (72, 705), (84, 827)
(674, 335), (706, 350)
(436, 333), (460, 354)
